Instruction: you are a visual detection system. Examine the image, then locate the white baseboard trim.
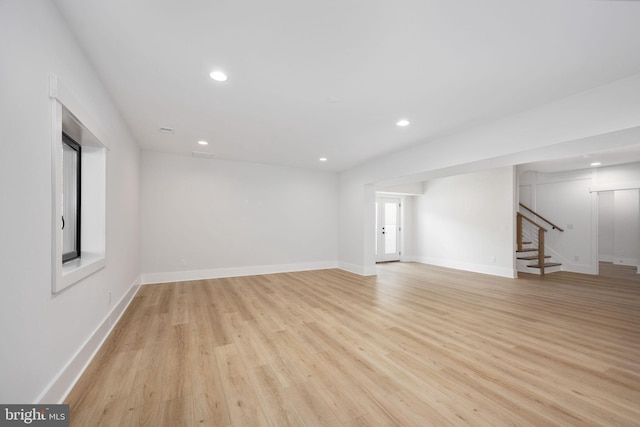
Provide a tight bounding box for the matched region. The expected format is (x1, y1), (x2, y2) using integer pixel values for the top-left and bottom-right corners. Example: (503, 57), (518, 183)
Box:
(362, 264), (377, 276)
(411, 256), (517, 279)
(560, 263), (597, 275)
(337, 261), (377, 276)
(141, 261), (339, 285)
(613, 257), (638, 267)
(37, 276), (141, 404)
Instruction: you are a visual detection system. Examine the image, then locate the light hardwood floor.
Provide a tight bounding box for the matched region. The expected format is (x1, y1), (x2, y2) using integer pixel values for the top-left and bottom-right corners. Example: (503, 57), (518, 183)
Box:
(66, 263), (640, 426)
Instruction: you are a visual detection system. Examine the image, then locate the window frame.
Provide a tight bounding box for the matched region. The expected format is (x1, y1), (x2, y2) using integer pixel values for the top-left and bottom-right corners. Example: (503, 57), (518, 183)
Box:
(50, 74), (108, 294)
(62, 132), (82, 263)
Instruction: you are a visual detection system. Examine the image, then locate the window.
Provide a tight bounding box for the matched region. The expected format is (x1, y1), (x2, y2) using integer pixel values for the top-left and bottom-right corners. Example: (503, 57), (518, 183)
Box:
(62, 133), (81, 262)
(50, 74), (108, 293)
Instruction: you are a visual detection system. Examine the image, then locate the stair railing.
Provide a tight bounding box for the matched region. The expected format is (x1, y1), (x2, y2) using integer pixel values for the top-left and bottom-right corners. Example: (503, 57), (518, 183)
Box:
(517, 213), (550, 273)
(519, 203), (564, 232)
(517, 204), (564, 275)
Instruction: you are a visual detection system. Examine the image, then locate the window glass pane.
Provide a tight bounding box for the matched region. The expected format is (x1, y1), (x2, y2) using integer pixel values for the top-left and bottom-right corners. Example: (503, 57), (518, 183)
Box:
(384, 202), (397, 254)
(62, 139), (79, 261)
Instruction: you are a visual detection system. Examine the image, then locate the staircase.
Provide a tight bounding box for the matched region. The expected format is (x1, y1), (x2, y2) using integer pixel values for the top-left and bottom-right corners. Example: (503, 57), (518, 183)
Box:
(516, 242), (562, 274)
(516, 204), (563, 275)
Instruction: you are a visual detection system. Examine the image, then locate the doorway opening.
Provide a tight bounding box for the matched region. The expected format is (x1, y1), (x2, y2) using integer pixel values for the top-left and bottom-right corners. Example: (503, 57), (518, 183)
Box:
(375, 197), (401, 263)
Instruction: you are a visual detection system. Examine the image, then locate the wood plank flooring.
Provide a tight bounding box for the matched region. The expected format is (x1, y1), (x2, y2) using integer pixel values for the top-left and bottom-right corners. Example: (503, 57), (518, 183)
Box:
(66, 263), (640, 426)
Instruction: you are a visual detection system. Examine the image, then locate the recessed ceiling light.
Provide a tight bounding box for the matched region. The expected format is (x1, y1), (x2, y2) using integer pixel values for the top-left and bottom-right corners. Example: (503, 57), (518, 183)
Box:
(198, 140), (209, 146)
(590, 162), (602, 167)
(209, 70), (228, 82)
(396, 119), (410, 127)
(319, 157), (328, 162)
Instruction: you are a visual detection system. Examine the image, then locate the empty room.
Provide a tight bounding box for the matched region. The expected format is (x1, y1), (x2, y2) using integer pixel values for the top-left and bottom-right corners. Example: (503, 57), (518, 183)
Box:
(1, 0), (640, 426)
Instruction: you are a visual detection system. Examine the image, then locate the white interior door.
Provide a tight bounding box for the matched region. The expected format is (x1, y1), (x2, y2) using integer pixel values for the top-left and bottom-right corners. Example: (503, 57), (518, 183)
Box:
(376, 197), (401, 262)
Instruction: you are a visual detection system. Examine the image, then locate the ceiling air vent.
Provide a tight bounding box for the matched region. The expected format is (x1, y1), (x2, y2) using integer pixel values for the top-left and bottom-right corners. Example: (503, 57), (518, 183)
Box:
(192, 151), (214, 158)
(158, 126), (174, 134)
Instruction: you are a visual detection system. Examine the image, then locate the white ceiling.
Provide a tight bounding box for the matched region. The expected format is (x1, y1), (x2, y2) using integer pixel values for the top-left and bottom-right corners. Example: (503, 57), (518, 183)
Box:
(53, 0), (640, 171)
(519, 144), (640, 174)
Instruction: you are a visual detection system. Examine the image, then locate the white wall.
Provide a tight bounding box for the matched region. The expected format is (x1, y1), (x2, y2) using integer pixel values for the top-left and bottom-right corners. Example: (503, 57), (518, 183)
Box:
(400, 196), (414, 262)
(141, 151), (338, 282)
(337, 74), (640, 275)
(410, 167), (516, 277)
(613, 189), (640, 266)
(377, 182), (424, 195)
(598, 190), (640, 266)
(595, 163), (640, 270)
(0, 1), (140, 403)
(534, 171), (596, 274)
(598, 191), (615, 262)
(593, 162), (640, 191)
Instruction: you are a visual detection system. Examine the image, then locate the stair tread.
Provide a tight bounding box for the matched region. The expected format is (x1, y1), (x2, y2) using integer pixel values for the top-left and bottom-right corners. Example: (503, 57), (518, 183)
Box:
(527, 262), (562, 268)
(517, 255), (551, 260)
(516, 248), (538, 253)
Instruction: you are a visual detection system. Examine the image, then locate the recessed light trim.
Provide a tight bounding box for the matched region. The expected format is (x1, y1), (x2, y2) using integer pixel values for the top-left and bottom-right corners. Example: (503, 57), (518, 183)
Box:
(198, 140), (209, 146)
(209, 70), (228, 82)
(396, 119), (410, 127)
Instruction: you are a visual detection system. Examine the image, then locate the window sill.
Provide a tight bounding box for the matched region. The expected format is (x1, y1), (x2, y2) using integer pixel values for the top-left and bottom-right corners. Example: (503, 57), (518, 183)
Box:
(60, 252), (106, 291)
